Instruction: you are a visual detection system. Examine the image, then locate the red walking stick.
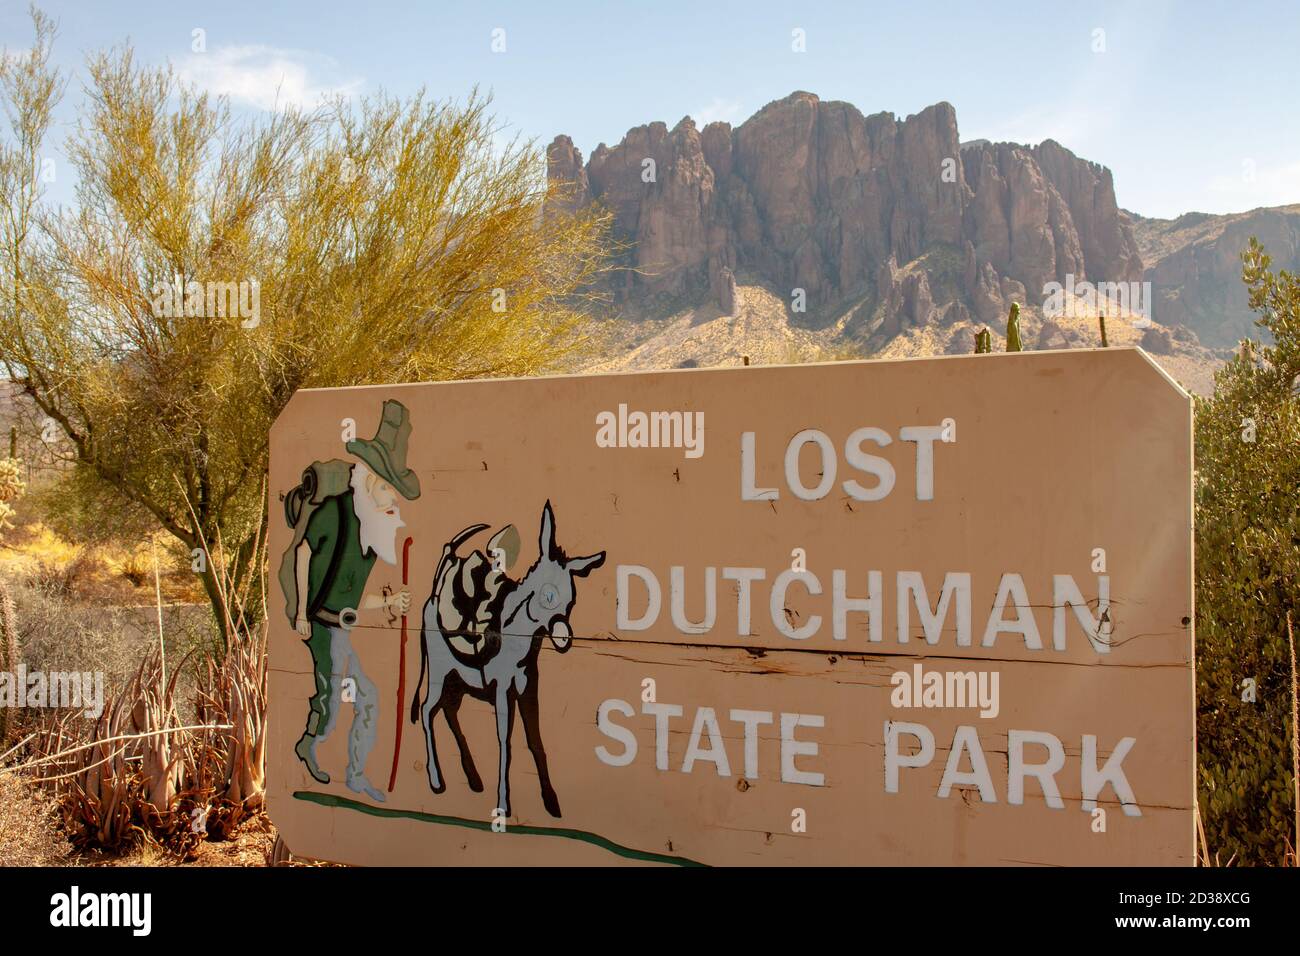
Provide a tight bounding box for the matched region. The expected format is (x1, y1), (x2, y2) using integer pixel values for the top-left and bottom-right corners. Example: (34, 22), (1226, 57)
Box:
(387, 536), (413, 793)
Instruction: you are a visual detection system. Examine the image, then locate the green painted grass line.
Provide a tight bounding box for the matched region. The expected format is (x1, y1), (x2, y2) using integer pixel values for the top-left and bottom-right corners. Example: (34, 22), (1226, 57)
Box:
(293, 790), (706, 867)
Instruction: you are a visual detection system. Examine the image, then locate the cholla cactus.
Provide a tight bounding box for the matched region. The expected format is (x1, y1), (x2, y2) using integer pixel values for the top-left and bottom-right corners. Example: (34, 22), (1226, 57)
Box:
(0, 457), (23, 533)
(0, 457), (21, 739)
(1006, 302), (1024, 352)
(0, 581), (15, 739)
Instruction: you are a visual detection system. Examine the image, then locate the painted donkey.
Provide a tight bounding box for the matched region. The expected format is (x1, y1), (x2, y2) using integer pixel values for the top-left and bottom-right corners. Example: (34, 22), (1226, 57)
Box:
(409, 501), (605, 817)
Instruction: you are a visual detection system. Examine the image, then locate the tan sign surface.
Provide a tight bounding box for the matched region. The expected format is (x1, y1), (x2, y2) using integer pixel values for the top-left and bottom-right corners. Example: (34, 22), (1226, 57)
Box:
(267, 348), (1194, 866)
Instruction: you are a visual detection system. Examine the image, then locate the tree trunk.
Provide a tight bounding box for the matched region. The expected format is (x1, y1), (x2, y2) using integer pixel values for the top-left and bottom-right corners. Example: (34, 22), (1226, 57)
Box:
(197, 562), (233, 652)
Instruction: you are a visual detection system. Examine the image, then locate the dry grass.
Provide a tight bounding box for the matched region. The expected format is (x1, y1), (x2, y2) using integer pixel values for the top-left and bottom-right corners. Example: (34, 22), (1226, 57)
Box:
(0, 768), (72, 866)
(0, 519), (204, 606)
(6, 577), (213, 696)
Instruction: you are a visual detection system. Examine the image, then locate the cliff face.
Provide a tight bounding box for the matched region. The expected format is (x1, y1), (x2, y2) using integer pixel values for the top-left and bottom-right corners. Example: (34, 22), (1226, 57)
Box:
(549, 91), (1143, 339)
(1130, 205), (1300, 347)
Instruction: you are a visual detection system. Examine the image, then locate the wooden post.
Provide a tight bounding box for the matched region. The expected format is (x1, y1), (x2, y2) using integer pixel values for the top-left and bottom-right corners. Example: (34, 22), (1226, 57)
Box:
(269, 834), (294, 866)
(1289, 611), (1298, 864)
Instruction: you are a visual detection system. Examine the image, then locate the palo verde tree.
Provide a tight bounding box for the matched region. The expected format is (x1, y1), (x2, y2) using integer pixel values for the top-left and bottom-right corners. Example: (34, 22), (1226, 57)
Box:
(0, 9), (612, 645)
(1194, 237), (1300, 864)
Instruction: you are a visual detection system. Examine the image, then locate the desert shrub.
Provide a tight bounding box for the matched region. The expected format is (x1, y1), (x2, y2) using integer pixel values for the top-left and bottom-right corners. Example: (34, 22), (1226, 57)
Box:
(8, 563), (262, 856)
(2, 485), (265, 856)
(5, 576), (216, 706)
(118, 551), (152, 588)
(28, 467), (156, 550)
(1194, 238), (1300, 865)
(23, 550), (99, 601)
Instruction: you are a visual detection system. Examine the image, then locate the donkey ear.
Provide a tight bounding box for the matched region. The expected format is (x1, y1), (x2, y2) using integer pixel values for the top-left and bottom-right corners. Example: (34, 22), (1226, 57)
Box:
(539, 500), (557, 556)
(567, 551), (606, 577)
(488, 524), (520, 571)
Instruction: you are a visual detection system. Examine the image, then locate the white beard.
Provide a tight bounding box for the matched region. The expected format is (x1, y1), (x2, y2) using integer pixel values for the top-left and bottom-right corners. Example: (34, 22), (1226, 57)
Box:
(351, 463), (404, 565)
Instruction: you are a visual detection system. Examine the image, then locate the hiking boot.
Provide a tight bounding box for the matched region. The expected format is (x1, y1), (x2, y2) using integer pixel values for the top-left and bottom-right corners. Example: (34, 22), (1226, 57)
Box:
(346, 773), (386, 803)
(295, 734), (329, 784)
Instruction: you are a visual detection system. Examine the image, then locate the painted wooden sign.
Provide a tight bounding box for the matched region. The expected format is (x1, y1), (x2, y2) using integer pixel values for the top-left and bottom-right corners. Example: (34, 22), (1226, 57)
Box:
(267, 348), (1194, 866)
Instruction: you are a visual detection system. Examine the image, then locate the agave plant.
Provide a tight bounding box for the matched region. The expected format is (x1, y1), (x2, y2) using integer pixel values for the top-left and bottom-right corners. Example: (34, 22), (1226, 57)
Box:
(14, 491), (268, 856)
(191, 489), (268, 835)
(194, 627), (267, 838)
(26, 646), (208, 855)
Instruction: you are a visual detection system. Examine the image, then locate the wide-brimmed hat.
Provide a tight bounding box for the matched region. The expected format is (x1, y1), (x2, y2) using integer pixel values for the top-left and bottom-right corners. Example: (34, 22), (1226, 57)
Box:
(346, 399), (421, 500)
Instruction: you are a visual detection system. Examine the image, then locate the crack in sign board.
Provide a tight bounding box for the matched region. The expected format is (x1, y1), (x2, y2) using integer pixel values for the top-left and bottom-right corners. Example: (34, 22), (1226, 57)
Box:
(266, 348), (1194, 866)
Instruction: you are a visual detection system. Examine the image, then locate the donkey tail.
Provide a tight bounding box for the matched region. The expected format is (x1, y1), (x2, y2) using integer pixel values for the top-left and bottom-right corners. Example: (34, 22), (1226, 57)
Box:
(409, 624), (427, 725)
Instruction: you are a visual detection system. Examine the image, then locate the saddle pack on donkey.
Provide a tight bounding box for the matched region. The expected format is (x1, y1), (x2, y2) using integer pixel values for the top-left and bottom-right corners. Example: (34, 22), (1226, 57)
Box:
(429, 522), (522, 668)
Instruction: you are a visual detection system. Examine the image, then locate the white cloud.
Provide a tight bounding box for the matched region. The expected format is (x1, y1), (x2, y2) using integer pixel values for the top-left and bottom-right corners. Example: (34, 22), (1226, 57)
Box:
(693, 97), (744, 127)
(174, 45), (363, 112)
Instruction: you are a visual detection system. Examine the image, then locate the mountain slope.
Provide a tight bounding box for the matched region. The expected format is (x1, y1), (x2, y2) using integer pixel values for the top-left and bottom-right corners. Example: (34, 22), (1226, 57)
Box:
(586, 279), (1223, 396)
(1127, 205), (1300, 347)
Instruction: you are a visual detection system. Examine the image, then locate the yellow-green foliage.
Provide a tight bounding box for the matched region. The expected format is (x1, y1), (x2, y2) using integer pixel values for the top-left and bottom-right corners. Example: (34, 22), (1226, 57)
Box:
(1194, 238), (1300, 864)
(0, 11), (612, 636)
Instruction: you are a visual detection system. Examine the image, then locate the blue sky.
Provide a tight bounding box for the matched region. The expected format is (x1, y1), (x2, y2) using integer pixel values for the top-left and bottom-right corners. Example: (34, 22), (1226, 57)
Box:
(4, 0), (1298, 218)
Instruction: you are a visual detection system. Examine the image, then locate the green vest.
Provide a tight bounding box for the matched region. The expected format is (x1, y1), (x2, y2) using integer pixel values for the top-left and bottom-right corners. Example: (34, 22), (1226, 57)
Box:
(302, 491), (377, 620)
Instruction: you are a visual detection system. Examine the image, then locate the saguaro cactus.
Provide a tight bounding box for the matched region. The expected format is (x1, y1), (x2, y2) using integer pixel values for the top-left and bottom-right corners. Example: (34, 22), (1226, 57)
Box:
(1006, 302), (1024, 352)
(974, 328), (992, 354)
(1099, 312), (1109, 348)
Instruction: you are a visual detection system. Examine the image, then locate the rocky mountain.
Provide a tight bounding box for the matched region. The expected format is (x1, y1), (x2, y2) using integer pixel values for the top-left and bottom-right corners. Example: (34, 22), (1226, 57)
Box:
(549, 91), (1298, 390)
(1128, 205), (1300, 347)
